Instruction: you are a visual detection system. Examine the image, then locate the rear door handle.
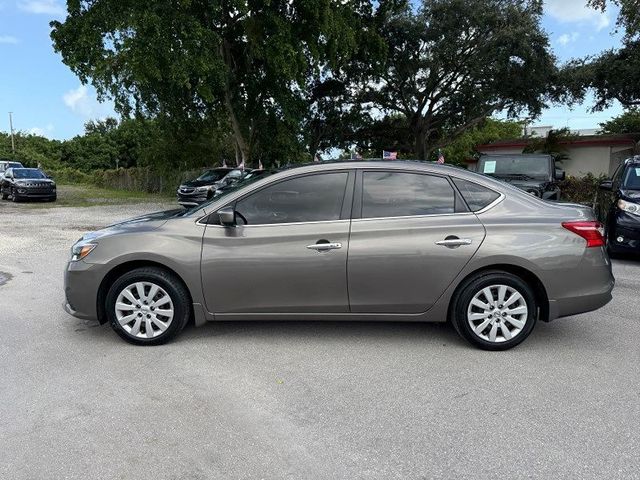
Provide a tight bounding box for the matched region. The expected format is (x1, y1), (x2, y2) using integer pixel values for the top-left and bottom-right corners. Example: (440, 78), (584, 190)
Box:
(435, 238), (472, 247)
(306, 242), (342, 251)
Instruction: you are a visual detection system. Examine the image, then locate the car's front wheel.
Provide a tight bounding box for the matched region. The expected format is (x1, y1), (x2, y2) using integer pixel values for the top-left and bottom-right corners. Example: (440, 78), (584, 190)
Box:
(105, 267), (191, 345)
(0, 187), (7, 200)
(451, 271), (537, 351)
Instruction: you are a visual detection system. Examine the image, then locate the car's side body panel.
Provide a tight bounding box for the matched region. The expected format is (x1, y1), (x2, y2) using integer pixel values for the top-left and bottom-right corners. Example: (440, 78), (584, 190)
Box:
(63, 161), (614, 332)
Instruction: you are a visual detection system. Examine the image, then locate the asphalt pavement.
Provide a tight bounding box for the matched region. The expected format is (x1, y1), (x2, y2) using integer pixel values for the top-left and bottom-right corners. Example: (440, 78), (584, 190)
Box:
(0, 200), (639, 479)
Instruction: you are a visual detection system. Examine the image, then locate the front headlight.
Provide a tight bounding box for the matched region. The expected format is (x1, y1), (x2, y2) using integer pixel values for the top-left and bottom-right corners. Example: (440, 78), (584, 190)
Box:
(195, 186), (209, 193)
(71, 242), (97, 261)
(617, 199), (640, 216)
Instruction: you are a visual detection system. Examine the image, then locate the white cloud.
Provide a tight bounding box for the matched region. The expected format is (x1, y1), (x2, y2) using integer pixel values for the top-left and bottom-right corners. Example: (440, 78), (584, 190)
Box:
(17, 0), (65, 17)
(545, 0), (610, 31)
(28, 124), (54, 138)
(63, 85), (114, 119)
(0, 35), (19, 44)
(557, 32), (580, 46)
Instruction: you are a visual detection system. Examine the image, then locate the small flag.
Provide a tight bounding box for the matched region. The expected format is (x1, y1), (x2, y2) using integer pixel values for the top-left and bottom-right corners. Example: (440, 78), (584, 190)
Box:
(314, 154), (320, 163)
(258, 160), (264, 170)
(382, 150), (397, 160)
(238, 161), (245, 170)
(437, 149), (445, 164)
(222, 160), (228, 168)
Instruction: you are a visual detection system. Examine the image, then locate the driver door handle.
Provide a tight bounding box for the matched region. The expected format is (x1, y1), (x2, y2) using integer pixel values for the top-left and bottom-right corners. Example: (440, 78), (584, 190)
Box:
(306, 242), (342, 251)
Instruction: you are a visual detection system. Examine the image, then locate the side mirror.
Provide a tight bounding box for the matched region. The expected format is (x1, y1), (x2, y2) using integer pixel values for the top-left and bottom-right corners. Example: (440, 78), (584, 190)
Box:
(599, 180), (613, 191)
(555, 168), (566, 181)
(217, 206), (236, 226)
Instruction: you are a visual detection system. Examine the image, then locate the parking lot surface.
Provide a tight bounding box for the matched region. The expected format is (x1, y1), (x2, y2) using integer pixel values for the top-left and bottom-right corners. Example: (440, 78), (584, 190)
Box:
(0, 201), (639, 479)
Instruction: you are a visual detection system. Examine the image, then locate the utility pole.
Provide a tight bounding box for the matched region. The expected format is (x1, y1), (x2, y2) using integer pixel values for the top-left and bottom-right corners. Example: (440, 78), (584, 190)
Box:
(8, 112), (15, 156)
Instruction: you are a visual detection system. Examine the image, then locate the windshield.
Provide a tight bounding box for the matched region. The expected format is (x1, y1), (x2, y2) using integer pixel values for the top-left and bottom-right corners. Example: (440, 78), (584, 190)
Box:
(196, 169), (229, 182)
(622, 165), (640, 190)
(478, 156), (550, 177)
(14, 169), (46, 179)
(184, 170), (275, 215)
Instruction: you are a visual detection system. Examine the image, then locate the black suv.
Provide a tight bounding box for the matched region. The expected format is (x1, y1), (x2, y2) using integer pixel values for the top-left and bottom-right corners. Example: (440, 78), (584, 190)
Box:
(176, 167), (235, 206)
(477, 154), (565, 200)
(0, 167), (56, 202)
(598, 156), (640, 254)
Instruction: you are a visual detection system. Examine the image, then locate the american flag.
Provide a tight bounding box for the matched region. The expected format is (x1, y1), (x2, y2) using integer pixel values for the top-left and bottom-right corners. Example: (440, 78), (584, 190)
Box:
(437, 150), (445, 164)
(382, 150), (397, 160)
(258, 160), (264, 169)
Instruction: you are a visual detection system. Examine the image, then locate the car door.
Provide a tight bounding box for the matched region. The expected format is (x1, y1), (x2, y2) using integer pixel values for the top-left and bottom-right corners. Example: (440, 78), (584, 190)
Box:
(200, 170), (354, 314)
(347, 169), (486, 314)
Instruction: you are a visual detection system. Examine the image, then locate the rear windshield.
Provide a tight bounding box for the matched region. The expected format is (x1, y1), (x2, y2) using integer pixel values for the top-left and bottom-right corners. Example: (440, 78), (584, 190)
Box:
(478, 156), (550, 177)
(453, 178), (501, 211)
(622, 165), (640, 190)
(13, 169), (46, 179)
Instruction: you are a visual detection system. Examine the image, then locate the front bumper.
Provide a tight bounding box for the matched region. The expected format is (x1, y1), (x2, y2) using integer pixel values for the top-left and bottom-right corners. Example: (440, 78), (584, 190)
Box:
(63, 260), (104, 321)
(176, 192), (208, 206)
(609, 212), (640, 252)
(15, 189), (56, 200)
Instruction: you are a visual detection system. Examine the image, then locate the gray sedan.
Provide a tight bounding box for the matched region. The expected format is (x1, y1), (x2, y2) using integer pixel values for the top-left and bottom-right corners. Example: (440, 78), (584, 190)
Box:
(63, 161), (614, 350)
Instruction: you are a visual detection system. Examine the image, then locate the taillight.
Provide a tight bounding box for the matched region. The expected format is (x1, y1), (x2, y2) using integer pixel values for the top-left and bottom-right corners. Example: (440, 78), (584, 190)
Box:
(562, 221), (605, 248)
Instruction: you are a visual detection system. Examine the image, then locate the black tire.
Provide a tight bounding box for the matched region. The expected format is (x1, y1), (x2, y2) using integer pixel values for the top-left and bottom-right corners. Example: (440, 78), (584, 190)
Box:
(105, 267), (191, 345)
(0, 188), (7, 200)
(11, 188), (19, 202)
(450, 271), (537, 351)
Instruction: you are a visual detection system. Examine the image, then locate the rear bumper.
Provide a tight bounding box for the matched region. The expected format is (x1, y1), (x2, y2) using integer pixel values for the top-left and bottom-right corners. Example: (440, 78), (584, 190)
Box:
(546, 248), (615, 321)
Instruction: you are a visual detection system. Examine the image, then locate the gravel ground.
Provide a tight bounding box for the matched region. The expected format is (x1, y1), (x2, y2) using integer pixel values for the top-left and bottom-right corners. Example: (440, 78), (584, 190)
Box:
(0, 200), (639, 480)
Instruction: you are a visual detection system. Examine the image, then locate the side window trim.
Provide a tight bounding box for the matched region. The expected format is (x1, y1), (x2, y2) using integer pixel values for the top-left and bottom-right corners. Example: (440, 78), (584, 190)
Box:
(205, 170), (354, 226)
(353, 169), (467, 220)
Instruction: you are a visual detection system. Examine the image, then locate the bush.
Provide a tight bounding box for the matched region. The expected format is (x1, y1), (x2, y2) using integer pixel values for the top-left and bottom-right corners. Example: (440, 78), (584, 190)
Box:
(48, 166), (208, 194)
(559, 173), (607, 206)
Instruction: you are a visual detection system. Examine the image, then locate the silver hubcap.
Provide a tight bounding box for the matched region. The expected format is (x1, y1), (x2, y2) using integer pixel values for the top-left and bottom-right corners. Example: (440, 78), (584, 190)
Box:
(467, 284), (528, 343)
(115, 282), (174, 339)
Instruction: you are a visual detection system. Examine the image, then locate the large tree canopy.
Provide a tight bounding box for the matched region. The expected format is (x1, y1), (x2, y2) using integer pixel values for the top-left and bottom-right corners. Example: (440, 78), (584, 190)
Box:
(353, 0), (559, 159)
(564, 1), (640, 111)
(51, 0), (384, 166)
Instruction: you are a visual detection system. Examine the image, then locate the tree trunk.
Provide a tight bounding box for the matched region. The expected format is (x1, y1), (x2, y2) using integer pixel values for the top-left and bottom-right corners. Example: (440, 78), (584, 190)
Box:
(220, 42), (250, 164)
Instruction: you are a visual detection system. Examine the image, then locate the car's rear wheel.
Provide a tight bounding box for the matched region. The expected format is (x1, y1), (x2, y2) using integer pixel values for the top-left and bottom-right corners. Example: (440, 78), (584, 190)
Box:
(105, 267), (191, 345)
(451, 271), (537, 351)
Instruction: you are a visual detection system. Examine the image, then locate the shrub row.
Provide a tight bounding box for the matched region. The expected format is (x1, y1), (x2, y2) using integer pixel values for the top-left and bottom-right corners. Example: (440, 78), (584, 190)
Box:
(48, 166), (205, 194)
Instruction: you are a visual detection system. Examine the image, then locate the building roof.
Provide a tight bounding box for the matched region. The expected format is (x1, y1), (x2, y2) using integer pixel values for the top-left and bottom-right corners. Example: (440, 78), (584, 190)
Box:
(477, 133), (639, 151)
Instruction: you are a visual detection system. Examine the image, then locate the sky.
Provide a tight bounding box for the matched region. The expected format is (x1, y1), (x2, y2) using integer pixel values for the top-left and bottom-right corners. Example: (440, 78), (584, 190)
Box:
(0, 0), (628, 140)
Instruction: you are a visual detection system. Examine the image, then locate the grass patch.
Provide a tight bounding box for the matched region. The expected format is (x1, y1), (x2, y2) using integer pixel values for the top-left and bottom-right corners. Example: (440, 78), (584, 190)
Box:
(26, 184), (175, 208)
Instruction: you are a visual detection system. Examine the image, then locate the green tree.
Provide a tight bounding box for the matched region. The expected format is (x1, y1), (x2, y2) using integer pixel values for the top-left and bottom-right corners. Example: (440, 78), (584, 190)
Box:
(523, 127), (575, 162)
(440, 119), (522, 165)
(599, 109), (640, 134)
(563, 1), (640, 111)
(50, 0), (382, 166)
(355, 0), (559, 159)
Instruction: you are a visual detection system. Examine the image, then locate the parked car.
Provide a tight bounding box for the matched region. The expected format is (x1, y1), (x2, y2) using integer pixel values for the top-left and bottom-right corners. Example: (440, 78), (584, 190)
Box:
(64, 161), (614, 350)
(597, 155), (640, 254)
(0, 167), (56, 202)
(477, 154), (565, 200)
(176, 167), (234, 206)
(0, 160), (24, 175)
(213, 168), (269, 198)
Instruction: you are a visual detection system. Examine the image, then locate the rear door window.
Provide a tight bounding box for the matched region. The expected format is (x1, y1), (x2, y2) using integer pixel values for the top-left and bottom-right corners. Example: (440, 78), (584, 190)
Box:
(361, 172), (456, 218)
